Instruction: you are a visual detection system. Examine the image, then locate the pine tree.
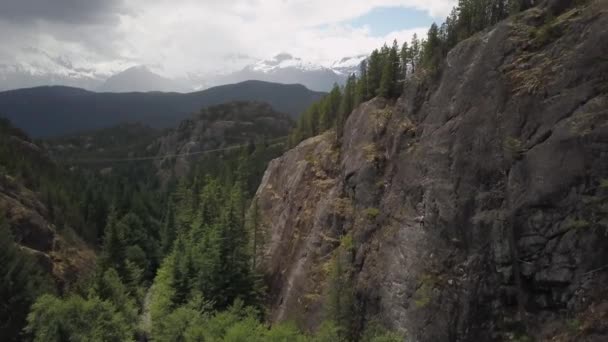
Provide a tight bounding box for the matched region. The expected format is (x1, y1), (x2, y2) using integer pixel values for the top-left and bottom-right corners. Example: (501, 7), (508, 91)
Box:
(410, 33), (421, 74)
(318, 100), (331, 133)
(355, 60), (369, 105)
(336, 74), (356, 142)
(378, 41), (399, 98)
(354, 60), (369, 105)
(326, 235), (357, 341)
(326, 84), (342, 127)
(171, 236), (194, 306)
(216, 184), (253, 308)
(445, 8), (459, 50)
(367, 49), (382, 96)
(378, 62), (392, 98)
(92, 268), (138, 322)
(246, 198), (263, 270)
(400, 41), (410, 79)
(423, 23), (442, 72)
(199, 176), (222, 225)
(160, 201), (176, 256)
(308, 102), (321, 136)
(100, 208), (126, 273)
(174, 179), (194, 233)
(391, 39), (401, 97)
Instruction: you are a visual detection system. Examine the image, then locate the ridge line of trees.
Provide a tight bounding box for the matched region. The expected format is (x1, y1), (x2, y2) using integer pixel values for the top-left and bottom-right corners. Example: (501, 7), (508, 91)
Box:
(290, 0), (535, 146)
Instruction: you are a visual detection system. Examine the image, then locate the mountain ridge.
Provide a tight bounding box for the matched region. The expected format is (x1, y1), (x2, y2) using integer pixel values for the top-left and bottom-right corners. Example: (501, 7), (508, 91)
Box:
(0, 80), (324, 137)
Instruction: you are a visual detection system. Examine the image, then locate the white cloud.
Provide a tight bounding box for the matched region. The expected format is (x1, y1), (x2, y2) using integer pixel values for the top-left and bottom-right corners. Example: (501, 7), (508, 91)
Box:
(0, 0), (456, 80)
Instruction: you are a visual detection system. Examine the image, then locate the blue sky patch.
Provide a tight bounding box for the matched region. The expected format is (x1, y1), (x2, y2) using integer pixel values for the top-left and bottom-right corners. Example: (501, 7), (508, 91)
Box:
(348, 7), (439, 36)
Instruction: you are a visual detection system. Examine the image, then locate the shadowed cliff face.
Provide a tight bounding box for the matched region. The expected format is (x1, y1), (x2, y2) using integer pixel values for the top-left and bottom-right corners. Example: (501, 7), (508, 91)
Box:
(254, 2), (608, 341)
(0, 129), (95, 290)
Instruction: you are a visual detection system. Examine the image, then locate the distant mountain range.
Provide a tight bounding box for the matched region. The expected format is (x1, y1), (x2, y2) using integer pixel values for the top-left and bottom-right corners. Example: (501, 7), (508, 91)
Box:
(0, 80), (324, 137)
(0, 54), (366, 93)
(213, 53), (366, 92)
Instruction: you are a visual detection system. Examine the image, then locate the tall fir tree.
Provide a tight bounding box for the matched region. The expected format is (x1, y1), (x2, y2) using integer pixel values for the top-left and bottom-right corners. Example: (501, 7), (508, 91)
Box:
(367, 49), (382, 96)
(423, 23), (442, 71)
(160, 201), (176, 256)
(410, 33), (421, 74)
(354, 60), (369, 105)
(400, 41), (410, 79)
(324, 83), (343, 130)
(337, 74), (357, 142)
(378, 40), (400, 98)
(100, 208), (126, 274)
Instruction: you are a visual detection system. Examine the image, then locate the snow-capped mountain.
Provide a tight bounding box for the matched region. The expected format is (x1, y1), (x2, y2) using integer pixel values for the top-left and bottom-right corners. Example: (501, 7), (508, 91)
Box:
(330, 54), (368, 75)
(247, 53), (326, 73)
(211, 53), (367, 92)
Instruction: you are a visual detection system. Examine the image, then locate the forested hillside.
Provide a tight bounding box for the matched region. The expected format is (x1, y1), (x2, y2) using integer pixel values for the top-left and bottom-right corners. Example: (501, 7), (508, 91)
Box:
(0, 80), (323, 137)
(44, 123), (161, 162)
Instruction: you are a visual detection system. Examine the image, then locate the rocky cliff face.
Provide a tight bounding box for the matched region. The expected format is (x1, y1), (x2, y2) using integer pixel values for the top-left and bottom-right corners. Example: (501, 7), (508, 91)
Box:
(254, 2), (608, 341)
(0, 131), (95, 290)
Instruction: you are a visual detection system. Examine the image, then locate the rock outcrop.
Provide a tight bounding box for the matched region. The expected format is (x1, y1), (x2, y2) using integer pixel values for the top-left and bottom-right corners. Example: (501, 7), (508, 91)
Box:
(254, 2), (608, 341)
(0, 131), (95, 290)
(154, 101), (293, 180)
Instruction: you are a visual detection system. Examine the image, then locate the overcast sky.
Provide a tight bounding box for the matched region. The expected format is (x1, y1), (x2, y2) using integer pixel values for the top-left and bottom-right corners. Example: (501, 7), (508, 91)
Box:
(0, 0), (456, 78)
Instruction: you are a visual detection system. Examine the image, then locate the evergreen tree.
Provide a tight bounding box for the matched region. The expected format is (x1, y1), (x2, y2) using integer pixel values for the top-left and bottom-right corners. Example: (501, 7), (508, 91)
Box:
(367, 49), (382, 95)
(199, 176), (222, 225)
(100, 208), (126, 273)
(354, 60), (369, 105)
(247, 198), (263, 270)
(91, 268), (138, 322)
(391, 39), (402, 90)
(171, 236), (195, 306)
(378, 40), (401, 98)
(160, 201), (176, 256)
(217, 184), (253, 308)
(308, 102), (321, 137)
(337, 74), (356, 142)
(378, 61), (392, 98)
(445, 8), (459, 51)
(410, 33), (421, 74)
(400, 41), (410, 79)
(326, 84), (343, 128)
(327, 235), (358, 341)
(423, 23), (442, 72)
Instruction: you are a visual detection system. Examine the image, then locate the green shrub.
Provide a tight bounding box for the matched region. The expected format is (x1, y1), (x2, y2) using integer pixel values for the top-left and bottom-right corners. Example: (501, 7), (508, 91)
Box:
(26, 294), (135, 342)
(534, 14), (562, 47)
(364, 207), (380, 219)
(563, 218), (590, 230)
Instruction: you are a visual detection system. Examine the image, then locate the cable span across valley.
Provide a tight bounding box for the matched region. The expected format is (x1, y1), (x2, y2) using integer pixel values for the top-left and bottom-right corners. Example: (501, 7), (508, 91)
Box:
(60, 136), (288, 164)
